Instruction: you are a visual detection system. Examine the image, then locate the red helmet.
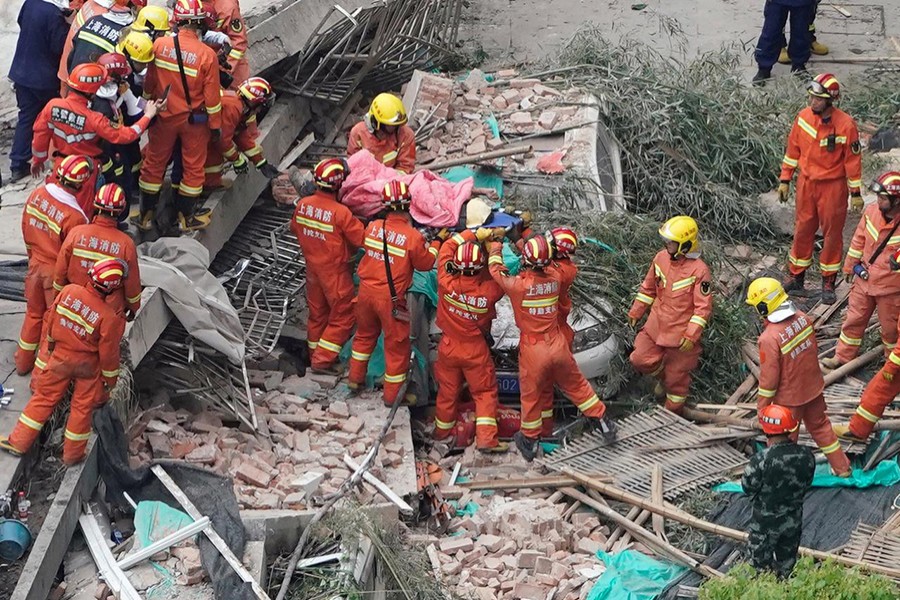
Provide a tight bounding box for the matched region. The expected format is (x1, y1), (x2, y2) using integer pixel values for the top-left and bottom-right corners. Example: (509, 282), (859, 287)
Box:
(97, 52), (132, 79)
(89, 258), (126, 294)
(130, 0), (146, 7)
(172, 0), (209, 22)
(238, 77), (275, 108)
(313, 158), (348, 190)
(56, 155), (94, 189)
(758, 404), (800, 436)
(549, 226), (578, 257)
(522, 234), (552, 268)
(871, 171), (900, 199)
(808, 73), (840, 101)
(67, 63), (109, 95)
(382, 180), (411, 209)
(453, 241), (485, 273)
(94, 183), (128, 215)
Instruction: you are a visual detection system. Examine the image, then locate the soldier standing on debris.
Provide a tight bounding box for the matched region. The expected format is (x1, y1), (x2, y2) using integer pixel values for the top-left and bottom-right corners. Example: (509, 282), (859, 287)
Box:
(742, 404), (816, 579)
(348, 181), (443, 406)
(823, 172), (900, 370)
(15, 156), (92, 376)
(0, 259), (127, 466)
(627, 216), (713, 414)
(291, 158), (364, 373)
(778, 73), (863, 305)
(347, 93), (417, 174)
(432, 228), (506, 452)
(488, 233), (616, 461)
(746, 277), (851, 476)
(54, 184), (142, 321)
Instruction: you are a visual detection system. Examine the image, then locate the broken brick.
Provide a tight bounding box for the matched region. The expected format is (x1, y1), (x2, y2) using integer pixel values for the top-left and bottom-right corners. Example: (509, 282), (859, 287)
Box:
(439, 537), (474, 554)
(185, 445), (217, 465)
(538, 110), (559, 130)
(341, 416), (364, 434)
(328, 400), (350, 419)
(512, 582), (548, 600)
(509, 78), (541, 89)
(236, 462), (272, 488)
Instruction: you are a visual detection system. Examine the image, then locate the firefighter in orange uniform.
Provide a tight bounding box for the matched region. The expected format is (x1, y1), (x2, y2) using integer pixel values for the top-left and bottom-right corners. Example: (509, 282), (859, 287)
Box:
(0, 259), (127, 466)
(747, 277), (851, 476)
(348, 181), (442, 405)
(347, 93), (416, 174)
(32, 62), (159, 216)
(15, 156), (92, 376)
(778, 73), (863, 305)
(138, 0), (223, 233)
(290, 158), (365, 371)
(824, 172), (900, 370)
(58, 0), (119, 92)
(628, 216), (712, 414)
(54, 184), (142, 320)
(488, 233), (616, 461)
(208, 0), (249, 88)
(433, 228), (506, 452)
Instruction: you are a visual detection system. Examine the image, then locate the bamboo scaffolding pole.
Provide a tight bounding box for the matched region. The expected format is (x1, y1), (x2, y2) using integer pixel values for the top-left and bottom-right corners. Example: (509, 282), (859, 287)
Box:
(425, 144), (533, 171)
(682, 407), (900, 432)
(457, 473), (611, 491)
(824, 347), (884, 385)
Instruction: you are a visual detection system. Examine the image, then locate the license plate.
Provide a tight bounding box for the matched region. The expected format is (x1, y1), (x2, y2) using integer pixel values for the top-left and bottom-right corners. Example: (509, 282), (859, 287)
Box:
(496, 372), (520, 395)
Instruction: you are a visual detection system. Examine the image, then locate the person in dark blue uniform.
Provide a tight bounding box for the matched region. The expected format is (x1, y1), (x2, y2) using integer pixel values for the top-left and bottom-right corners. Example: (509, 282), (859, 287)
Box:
(753, 0), (816, 86)
(7, 0), (71, 184)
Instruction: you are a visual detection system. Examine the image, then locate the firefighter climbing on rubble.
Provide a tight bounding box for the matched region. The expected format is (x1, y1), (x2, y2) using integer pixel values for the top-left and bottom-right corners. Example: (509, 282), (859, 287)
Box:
(347, 93), (417, 174)
(823, 171), (900, 371)
(291, 158), (365, 373)
(54, 184), (142, 321)
(742, 403), (815, 579)
(0, 258), (127, 466)
(432, 227), (507, 452)
(488, 232), (616, 462)
(138, 0), (223, 233)
(348, 181), (444, 406)
(746, 277), (851, 476)
(778, 73), (863, 305)
(31, 62), (161, 216)
(206, 0), (250, 89)
(15, 156), (92, 376)
(627, 216), (713, 414)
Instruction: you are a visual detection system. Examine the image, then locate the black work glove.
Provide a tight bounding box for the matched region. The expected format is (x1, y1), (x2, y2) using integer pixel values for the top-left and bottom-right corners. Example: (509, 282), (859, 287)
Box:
(258, 161), (280, 180)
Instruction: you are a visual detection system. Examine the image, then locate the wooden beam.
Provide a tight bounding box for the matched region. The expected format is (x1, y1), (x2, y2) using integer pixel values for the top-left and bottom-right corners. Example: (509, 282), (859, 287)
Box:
(458, 474), (610, 491)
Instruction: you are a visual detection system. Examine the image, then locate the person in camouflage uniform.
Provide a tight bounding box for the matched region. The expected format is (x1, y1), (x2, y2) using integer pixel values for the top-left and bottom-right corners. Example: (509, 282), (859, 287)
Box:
(742, 404), (816, 578)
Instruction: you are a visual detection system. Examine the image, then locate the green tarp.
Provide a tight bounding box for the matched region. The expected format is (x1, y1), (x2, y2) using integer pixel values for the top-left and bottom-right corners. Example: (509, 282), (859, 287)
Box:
(588, 549), (687, 600)
(714, 460), (900, 494)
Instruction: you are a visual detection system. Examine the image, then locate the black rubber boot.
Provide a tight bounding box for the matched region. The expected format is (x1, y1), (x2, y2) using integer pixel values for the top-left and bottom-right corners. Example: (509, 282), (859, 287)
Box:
(752, 69), (771, 87)
(514, 431), (539, 462)
(821, 274), (837, 305)
(135, 191), (159, 231)
(783, 270), (806, 293)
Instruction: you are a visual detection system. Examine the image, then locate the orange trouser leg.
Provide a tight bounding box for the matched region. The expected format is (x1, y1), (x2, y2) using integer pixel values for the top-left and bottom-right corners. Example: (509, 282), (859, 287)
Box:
(550, 336), (607, 420)
(629, 329), (666, 375)
(788, 174), (820, 275)
(305, 273), (329, 353)
(816, 178), (850, 276)
(849, 366), (900, 439)
(62, 374), (104, 465)
(381, 302), (412, 406)
(348, 292), (382, 387)
(661, 343), (702, 413)
(140, 117), (210, 199)
(540, 390), (555, 437)
(204, 145), (224, 189)
(139, 116), (180, 195)
(464, 339), (500, 448)
(791, 394), (851, 474)
(7, 361), (73, 454)
(311, 269), (357, 369)
(16, 266), (55, 375)
(433, 337), (464, 440)
(229, 60), (250, 91)
(835, 285), (876, 363)
(876, 294), (900, 355)
(519, 341), (553, 439)
(177, 121), (211, 200)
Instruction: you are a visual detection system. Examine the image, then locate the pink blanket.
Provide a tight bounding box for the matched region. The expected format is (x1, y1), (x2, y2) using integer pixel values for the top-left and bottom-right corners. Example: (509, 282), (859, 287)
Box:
(341, 150), (473, 227)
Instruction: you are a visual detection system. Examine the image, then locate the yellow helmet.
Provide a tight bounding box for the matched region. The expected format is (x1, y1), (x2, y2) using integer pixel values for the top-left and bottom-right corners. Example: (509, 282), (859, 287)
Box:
(746, 277), (788, 317)
(117, 31), (155, 64)
(368, 93), (407, 128)
(658, 215), (699, 257)
(133, 6), (171, 35)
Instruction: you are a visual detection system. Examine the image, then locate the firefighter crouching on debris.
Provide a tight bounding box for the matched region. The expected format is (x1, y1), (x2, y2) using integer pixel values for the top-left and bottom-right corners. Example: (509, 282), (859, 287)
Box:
(138, 0), (223, 233)
(824, 172), (900, 370)
(347, 93), (416, 174)
(488, 233), (616, 462)
(627, 216), (712, 414)
(778, 73), (863, 305)
(15, 156), (92, 376)
(433, 228), (507, 452)
(746, 277), (851, 476)
(742, 404), (815, 579)
(0, 259), (127, 466)
(54, 184), (142, 321)
(349, 181), (443, 406)
(291, 158), (364, 372)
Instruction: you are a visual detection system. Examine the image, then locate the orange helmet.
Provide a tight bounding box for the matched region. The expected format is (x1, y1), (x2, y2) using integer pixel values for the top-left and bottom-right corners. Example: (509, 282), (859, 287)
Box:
(871, 171), (900, 199)
(313, 158), (348, 190)
(97, 52), (132, 80)
(172, 0), (209, 22)
(522, 234), (553, 268)
(452, 241), (485, 273)
(89, 258), (126, 294)
(56, 155), (94, 189)
(549, 226), (577, 257)
(238, 77), (275, 108)
(382, 180), (411, 209)
(758, 404), (799, 436)
(808, 73), (840, 101)
(94, 184), (128, 215)
(67, 63), (109, 95)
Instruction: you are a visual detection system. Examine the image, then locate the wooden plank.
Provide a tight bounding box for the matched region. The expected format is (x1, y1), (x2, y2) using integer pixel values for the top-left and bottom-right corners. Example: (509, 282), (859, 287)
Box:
(651, 465), (667, 541)
(277, 132), (316, 171)
(343, 455), (414, 515)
